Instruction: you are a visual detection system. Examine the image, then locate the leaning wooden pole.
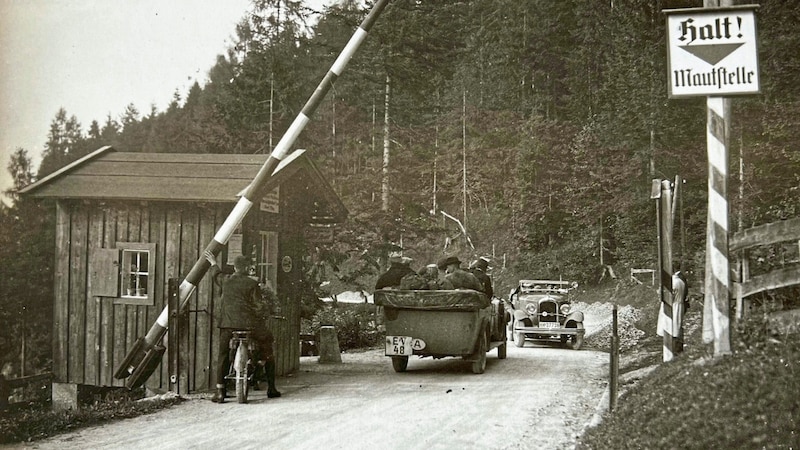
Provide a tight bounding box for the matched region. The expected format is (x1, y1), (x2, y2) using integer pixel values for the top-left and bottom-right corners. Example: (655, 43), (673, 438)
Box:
(115, 0), (390, 388)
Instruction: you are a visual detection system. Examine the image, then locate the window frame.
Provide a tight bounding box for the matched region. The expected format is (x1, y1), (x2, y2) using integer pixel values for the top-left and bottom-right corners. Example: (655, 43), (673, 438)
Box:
(114, 242), (157, 306)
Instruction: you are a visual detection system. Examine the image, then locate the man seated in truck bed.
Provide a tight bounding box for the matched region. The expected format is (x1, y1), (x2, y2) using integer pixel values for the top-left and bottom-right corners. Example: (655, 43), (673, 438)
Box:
(375, 254), (416, 289)
(437, 256), (484, 291)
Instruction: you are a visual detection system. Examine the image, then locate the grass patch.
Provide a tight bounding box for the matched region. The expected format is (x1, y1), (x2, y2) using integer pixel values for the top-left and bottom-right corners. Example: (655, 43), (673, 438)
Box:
(0, 393), (183, 445)
(577, 306), (800, 449)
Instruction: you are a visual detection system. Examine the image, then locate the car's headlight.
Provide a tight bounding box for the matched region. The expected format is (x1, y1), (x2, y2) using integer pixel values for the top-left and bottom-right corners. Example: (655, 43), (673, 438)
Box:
(525, 303), (537, 315)
(560, 303), (571, 314)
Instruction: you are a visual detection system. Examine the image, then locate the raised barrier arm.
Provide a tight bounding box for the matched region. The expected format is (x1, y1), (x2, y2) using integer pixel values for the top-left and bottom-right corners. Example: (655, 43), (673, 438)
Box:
(115, 0), (390, 389)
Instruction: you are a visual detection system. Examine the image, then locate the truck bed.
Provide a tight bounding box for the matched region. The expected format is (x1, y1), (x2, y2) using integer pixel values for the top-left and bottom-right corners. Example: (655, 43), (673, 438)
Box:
(373, 289), (490, 311)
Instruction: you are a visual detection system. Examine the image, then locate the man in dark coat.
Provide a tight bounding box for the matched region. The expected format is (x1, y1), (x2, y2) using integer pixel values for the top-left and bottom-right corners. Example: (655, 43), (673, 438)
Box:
(470, 256), (494, 298)
(205, 251), (281, 403)
(375, 254), (416, 289)
(437, 255), (484, 291)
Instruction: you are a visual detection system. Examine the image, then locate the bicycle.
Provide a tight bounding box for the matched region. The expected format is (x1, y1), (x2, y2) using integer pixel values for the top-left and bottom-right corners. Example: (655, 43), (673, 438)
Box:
(226, 330), (257, 404)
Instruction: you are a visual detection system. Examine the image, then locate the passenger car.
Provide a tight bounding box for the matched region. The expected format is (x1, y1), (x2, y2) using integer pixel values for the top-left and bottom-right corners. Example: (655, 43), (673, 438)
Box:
(508, 280), (584, 349)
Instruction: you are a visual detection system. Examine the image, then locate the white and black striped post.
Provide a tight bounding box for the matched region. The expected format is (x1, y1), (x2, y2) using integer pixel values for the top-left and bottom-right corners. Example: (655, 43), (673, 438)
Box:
(702, 96), (732, 356)
(116, 0), (390, 388)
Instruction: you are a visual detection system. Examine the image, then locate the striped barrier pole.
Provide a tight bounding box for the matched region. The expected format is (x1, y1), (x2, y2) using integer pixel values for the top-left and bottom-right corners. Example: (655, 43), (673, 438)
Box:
(703, 96), (731, 356)
(115, 0), (391, 388)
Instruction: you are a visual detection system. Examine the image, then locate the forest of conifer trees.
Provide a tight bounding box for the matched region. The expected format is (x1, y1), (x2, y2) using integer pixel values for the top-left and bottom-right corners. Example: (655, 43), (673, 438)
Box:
(2, 0), (798, 377)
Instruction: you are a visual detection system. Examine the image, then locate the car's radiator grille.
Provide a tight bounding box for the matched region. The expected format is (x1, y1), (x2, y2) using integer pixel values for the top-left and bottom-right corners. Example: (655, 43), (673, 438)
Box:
(540, 301), (558, 321)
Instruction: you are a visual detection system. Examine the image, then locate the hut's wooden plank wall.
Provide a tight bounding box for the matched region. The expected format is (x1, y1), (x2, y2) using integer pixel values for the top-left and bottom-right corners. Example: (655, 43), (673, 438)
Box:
(53, 199), (303, 392)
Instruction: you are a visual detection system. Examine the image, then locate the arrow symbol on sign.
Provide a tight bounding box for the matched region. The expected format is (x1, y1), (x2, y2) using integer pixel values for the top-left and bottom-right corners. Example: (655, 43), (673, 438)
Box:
(679, 43), (744, 66)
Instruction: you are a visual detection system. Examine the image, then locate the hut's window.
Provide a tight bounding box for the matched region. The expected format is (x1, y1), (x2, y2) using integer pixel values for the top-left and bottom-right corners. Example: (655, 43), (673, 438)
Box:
(115, 242), (157, 305)
(122, 250), (149, 298)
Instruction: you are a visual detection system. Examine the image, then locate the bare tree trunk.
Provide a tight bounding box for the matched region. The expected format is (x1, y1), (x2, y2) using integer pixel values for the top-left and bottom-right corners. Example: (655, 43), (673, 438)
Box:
(738, 130), (744, 231)
(21, 313), (26, 377)
(382, 74), (391, 212)
(433, 88), (439, 215)
(269, 73), (274, 153)
(462, 88), (468, 230)
(331, 88), (336, 160)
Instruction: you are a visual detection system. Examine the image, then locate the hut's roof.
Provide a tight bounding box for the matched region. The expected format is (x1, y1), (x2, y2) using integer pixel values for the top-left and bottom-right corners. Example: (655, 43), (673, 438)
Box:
(19, 146), (347, 221)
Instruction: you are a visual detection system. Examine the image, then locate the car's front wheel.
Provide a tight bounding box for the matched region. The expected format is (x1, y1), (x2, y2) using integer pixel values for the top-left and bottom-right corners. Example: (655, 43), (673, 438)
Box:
(567, 324), (585, 350)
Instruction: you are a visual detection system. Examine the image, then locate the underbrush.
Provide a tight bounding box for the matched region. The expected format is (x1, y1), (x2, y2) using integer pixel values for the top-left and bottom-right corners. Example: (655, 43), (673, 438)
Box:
(577, 314), (800, 449)
(0, 393), (183, 445)
(309, 303), (382, 351)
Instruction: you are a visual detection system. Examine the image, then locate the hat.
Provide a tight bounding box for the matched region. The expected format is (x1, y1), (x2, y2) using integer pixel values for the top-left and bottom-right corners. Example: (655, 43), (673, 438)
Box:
(475, 257), (490, 271)
(437, 255), (461, 270)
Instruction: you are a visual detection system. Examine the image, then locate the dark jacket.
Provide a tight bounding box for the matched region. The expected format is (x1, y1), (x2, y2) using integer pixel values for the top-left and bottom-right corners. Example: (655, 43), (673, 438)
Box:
(375, 263), (416, 289)
(471, 269), (494, 298)
(445, 269), (484, 291)
(211, 266), (263, 329)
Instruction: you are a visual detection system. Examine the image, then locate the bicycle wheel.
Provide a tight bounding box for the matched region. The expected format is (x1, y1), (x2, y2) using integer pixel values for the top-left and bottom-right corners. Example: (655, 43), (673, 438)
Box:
(234, 342), (249, 404)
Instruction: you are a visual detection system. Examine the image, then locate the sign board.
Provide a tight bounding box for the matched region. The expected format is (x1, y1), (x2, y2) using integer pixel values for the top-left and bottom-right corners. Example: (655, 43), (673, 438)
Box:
(666, 6), (759, 98)
(259, 187), (280, 213)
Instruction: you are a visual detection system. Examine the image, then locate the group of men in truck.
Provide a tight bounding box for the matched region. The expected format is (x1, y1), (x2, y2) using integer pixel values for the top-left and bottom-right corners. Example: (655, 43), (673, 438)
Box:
(375, 253), (493, 298)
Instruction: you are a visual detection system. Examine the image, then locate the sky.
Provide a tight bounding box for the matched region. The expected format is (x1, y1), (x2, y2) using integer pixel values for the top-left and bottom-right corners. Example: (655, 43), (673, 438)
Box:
(0, 0), (333, 204)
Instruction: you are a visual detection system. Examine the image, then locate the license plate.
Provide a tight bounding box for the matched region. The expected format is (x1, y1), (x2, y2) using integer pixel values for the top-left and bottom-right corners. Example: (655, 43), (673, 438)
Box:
(539, 321), (559, 329)
(385, 336), (425, 356)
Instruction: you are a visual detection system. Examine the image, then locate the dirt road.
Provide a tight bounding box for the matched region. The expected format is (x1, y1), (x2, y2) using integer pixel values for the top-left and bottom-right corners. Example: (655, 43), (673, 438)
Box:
(19, 341), (608, 450)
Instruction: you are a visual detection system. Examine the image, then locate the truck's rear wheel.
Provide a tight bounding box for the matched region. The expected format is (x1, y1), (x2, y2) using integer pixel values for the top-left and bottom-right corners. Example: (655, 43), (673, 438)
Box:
(391, 356), (409, 372)
(472, 331), (487, 374)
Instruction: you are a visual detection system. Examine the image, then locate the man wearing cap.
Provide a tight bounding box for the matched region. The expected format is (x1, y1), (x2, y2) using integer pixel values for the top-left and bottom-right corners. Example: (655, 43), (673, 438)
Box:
(421, 264), (454, 290)
(471, 256), (494, 298)
(437, 256), (484, 291)
(375, 253), (416, 289)
(205, 251), (281, 403)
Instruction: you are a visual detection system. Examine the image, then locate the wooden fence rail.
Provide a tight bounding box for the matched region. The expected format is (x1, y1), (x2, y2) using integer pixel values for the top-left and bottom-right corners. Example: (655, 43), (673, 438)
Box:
(731, 217), (800, 319)
(0, 372), (53, 409)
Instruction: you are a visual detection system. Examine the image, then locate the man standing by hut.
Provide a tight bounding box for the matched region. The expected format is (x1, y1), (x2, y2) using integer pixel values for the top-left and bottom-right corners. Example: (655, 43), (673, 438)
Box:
(205, 251), (281, 403)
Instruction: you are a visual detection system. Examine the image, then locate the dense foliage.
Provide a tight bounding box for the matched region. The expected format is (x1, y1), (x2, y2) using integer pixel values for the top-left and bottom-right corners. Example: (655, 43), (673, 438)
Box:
(310, 303), (381, 351)
(1, 0), (798, 378)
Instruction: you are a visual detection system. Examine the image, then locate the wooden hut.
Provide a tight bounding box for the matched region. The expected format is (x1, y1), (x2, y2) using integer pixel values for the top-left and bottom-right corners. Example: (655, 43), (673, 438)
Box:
(20, 146), (346, 396)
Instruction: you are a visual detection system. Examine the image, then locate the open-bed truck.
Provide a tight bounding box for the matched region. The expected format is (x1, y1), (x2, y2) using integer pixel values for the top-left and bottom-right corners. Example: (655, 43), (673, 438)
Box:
(374, 289), (508, 374)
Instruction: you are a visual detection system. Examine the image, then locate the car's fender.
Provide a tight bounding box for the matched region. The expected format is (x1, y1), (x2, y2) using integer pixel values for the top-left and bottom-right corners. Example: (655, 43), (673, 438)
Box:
(513, 309), (530, 322)
(565, 310), (584, 326)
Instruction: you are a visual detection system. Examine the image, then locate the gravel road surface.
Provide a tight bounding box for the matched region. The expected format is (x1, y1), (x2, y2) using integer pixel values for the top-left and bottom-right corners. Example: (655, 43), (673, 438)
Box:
(18, 341), (609, 450)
